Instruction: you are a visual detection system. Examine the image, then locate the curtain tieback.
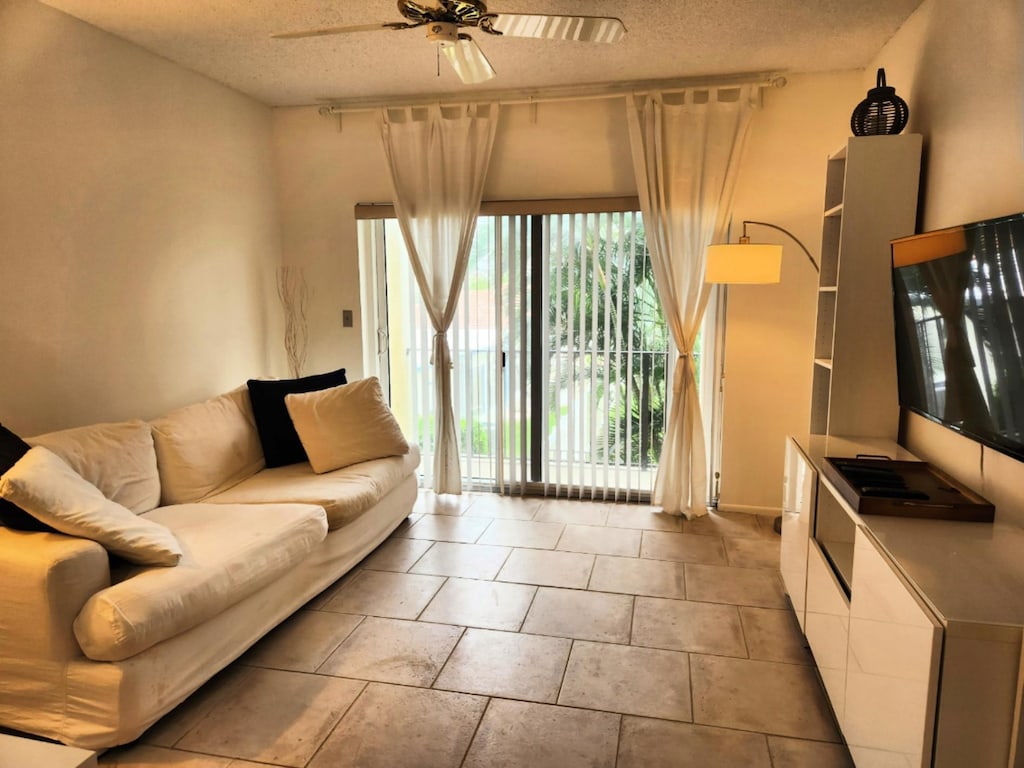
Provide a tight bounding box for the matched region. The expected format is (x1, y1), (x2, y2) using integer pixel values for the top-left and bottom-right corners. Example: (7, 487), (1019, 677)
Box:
(430, 332), (454, 369)
(672, 352), (691, 394)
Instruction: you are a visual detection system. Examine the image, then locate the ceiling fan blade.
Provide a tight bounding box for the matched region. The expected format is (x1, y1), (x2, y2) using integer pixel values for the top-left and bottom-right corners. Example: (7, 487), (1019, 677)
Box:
(442, 36), (496, 84)
(485, 14), (625, 43)
(271, 22), (410, 40)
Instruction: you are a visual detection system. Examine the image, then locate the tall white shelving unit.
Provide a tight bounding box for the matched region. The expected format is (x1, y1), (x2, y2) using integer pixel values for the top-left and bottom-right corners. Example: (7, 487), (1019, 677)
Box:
(809, 134), (923, 438)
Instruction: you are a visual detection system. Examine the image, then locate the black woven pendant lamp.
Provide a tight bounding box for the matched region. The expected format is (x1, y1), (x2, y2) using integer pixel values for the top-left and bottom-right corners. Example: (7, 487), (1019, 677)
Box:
(851, 68), (909, 136)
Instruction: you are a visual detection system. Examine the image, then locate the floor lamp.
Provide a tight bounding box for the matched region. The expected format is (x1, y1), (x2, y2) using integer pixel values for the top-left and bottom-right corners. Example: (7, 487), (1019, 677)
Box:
(705, 220), (819, 531)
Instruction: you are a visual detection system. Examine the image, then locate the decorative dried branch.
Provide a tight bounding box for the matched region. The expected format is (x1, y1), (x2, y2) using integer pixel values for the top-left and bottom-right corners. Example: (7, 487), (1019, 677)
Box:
(277, 266), (311, 378)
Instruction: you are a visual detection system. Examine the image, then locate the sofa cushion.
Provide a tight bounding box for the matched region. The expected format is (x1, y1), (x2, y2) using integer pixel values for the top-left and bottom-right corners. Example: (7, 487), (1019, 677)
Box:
(0, 446), (182, 566)
(73, 502), (328, 661)
(247, 368), (347, 468)
(150, 386), (265, 506)
(203, 446), (420, 529)
(285, 377), (409, 474)
(0, 423), (50, 531)
(28, 420), (160, 514)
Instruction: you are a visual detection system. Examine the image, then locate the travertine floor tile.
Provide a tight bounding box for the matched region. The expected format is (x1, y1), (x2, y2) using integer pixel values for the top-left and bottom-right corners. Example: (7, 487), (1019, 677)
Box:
(685, 563), (788, 608)
(589, 555), (687, 598)
(434, 628), (571, 703)
(724, 536), (781, 569)
(740, 606), (813, 665)
(463, 494), (541, 520)
(496, 547), (594, 588)
(409, 541), (511, 580)
(631, 596), (746, 657)
(462, 700), (619, 768)
(308, 684), (487, 768)
(322, 570), (445, 619)
(398, 514), (492, 543)
(242, 610), (363, 673)
(389, 513), (424, 537)
(141, 665), (251, 747)
(617, 716), (772, 768)
(534, 499), (609, 525)
(640, 530), (727, 565)
(318, 617), (463, 686)
(556, 523), (642, 557)
(683, 510), (769, 539)
(133, 494), (836, 768)
(413, 492), (472, 517)
(477, 518), (565, 548)
(175, 668), (364, 767)
(359, 536), (435, 572)
(420, 577), (537, 630)
(522, 587), (633, 643)
(558, 641), (692, 722)
(691, 654), (840, 741)
(605, 506), (683, 532)
(99, 744), (235, 766)
(767, 736), (855, 767)
(303, 566), (363, 610)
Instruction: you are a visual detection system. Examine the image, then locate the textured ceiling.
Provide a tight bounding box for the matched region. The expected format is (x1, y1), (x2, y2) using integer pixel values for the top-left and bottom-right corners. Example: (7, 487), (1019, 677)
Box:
(38, 0), (925, 107)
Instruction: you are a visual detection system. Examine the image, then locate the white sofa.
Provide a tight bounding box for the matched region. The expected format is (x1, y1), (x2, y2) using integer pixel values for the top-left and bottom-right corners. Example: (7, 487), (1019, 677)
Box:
(0, 384), (420, 749)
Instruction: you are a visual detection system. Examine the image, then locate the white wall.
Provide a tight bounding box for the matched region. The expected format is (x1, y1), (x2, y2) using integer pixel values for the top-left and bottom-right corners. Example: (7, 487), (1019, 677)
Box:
(0, 0), (284, 435)
(867, 0), (1024, 525)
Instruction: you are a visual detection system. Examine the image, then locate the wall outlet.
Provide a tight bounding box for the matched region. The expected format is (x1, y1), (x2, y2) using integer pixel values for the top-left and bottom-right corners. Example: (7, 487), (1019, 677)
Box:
(342, 309), (353, 328)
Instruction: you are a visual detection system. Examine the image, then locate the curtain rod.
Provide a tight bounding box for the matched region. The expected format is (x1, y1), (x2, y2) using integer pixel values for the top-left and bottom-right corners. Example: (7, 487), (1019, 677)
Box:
(317, 72), (786, 116)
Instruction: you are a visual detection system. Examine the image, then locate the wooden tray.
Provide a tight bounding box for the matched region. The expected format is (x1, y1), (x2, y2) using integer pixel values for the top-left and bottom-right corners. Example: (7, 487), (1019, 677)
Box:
(822, 457), (994, 522)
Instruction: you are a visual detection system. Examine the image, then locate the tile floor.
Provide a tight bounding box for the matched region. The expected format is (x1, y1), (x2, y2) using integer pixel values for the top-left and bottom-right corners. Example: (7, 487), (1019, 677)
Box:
(99, 493), (853, 768)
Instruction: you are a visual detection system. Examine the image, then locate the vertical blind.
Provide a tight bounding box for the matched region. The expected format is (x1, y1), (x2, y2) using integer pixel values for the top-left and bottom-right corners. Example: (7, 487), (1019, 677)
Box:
(367, 200), (678, 501)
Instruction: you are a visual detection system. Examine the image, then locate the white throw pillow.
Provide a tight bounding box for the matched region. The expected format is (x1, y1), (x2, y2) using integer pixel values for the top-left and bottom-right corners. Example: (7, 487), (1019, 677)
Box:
(285, 377), (409, 474)
(0, 446), (182, 566)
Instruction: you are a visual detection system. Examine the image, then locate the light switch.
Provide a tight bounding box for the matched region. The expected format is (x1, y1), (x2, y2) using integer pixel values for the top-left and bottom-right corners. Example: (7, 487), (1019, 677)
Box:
(342, 309), (353, 328)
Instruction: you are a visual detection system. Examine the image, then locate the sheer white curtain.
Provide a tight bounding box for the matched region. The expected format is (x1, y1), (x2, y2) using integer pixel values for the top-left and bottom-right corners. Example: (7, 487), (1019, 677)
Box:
(626, 87), (758, 518)
(380, 103), (499, 494)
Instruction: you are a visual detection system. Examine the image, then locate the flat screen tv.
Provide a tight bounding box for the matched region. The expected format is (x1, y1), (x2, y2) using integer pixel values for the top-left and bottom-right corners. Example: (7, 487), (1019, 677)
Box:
(891, 212), (1024, 463)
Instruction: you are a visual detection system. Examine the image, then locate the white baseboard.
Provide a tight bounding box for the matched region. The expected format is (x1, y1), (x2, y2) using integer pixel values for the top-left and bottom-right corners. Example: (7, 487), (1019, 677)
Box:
(714, 503), (781, 516)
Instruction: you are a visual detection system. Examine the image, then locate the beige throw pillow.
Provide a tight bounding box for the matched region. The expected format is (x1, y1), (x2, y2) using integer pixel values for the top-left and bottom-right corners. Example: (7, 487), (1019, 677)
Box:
(150, 385), (265, 505)
(285, 378), (409, 474)
(0, 446), (182, 566)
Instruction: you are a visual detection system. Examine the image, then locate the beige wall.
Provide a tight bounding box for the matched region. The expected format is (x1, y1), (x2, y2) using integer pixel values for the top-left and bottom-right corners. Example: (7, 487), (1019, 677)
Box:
(867, 0), (1024, 525)
(717, 73), (864, 512)
(273, 77), (859, 511)
(10, 0), (1012, 517)
(0, 0), (284, 435)
(271, 97), (637, 379)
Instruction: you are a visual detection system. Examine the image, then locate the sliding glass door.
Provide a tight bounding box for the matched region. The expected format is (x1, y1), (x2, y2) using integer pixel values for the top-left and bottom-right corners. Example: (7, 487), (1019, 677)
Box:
(360, 202), (711, 502)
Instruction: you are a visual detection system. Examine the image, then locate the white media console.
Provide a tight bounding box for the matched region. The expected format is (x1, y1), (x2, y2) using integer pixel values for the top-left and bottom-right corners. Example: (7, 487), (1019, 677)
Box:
(781, 434), (1024, 768)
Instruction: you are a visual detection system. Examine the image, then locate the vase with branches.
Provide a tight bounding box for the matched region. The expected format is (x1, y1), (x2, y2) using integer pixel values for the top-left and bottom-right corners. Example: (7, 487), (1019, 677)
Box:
(277, 265), (310, 378)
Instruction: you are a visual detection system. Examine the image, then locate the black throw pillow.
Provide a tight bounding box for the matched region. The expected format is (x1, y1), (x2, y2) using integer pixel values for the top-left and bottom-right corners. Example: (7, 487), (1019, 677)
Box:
(0, 423), (54, 532)
(247, 368), (348, 467)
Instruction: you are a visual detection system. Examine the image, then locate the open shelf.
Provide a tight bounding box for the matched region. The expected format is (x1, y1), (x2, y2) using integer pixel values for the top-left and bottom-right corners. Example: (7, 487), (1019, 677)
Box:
(808, 135), (922, 439)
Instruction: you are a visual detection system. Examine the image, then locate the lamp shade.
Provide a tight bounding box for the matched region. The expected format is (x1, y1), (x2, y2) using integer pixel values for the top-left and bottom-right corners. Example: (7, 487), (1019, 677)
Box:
(705, 243), (782, 284)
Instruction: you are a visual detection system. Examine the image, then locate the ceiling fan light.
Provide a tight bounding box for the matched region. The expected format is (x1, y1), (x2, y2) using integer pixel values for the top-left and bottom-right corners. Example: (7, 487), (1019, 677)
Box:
(425, 21), (460, 44)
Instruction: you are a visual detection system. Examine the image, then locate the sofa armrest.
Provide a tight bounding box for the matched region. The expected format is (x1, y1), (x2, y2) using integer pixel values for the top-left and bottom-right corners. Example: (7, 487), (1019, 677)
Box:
(0, 528), (110, 661)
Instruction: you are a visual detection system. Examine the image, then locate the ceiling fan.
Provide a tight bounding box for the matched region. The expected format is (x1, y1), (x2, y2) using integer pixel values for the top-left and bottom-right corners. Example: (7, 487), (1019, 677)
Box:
(272, 0), (626, 85)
